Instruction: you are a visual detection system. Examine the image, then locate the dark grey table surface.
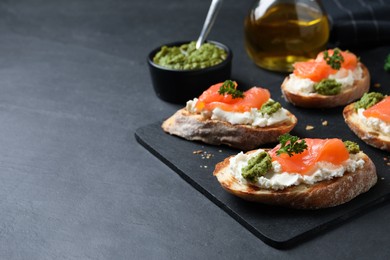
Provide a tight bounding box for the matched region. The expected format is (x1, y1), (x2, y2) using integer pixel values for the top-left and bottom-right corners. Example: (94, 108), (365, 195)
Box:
(0, 0), (389, 259)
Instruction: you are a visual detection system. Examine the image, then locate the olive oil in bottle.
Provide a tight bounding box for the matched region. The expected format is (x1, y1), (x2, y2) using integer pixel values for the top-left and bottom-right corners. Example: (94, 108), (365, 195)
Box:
(244, 0), (329, 72)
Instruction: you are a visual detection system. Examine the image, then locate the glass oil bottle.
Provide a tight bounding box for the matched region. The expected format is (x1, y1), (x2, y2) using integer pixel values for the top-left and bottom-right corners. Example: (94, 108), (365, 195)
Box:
(244, 0), (329, 72)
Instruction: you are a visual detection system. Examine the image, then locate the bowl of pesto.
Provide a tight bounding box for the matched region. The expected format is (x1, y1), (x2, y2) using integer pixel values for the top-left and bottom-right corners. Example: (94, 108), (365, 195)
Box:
(148, 40), (232, 104)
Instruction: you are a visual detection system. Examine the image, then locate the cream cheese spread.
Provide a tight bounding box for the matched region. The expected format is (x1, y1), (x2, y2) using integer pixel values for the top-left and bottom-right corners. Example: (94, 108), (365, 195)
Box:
(285, 65), (363, 95)
(186, 98), (291, 127)
(228, 149), (365, 190)
(357, 108), (390, 135)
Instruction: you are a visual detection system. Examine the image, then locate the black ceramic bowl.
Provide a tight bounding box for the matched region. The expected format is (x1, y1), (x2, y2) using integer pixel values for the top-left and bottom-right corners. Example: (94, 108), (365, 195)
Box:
(147, 40), (232, 104)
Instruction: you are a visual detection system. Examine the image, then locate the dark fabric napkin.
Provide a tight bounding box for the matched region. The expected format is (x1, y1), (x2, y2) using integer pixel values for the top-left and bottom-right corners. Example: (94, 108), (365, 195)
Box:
(323, 0), (390, 47)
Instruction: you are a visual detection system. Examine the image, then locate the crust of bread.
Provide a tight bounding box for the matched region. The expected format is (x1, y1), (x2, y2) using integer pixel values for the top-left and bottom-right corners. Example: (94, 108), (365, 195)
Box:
(213, 152), (377, 209)
(343, 103), (390, 151)
(281, 64), (370, 108)
(162, 108), (297, 151)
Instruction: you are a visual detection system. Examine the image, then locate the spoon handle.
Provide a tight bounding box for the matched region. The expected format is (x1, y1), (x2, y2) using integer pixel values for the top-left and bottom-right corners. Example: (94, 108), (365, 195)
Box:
(196, 0), (224, 49)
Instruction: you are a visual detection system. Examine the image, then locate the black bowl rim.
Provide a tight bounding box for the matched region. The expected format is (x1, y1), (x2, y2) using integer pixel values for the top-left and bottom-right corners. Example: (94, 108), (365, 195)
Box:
(147, 40), (232, 73)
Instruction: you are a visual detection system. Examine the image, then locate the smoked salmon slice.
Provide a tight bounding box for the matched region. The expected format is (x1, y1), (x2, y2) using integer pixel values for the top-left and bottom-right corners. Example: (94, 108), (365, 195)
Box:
(196, 83), (270, 113)
(197, 82), (237, 105)
(363, 96), (390, 123)
(293, 61), (331, 82)
(269, 138), (350, 175)
(293, 49), (358, 82)
(315, 49), (358, 70)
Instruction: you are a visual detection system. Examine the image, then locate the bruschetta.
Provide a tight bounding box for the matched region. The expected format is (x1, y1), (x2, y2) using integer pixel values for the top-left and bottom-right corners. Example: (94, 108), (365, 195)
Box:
(281, 49), (370, 108)
(343, 92), (390, 151)
(213, 135), (377, 209)
(162, 80), (297, 150)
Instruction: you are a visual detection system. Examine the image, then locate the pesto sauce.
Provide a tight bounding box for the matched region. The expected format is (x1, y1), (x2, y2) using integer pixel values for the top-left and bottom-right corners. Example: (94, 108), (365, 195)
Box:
(241, 152), (272, 182)
(354, 92), (384, 110)
(313, 79), (341, 95)
(260, 100), (282, 115)
(153, 41), (227, 70)
(344, 140), (360, 154)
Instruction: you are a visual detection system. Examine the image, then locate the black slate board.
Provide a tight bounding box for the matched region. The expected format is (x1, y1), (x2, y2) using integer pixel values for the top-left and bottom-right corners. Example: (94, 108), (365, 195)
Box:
(135, 122), (390, 248)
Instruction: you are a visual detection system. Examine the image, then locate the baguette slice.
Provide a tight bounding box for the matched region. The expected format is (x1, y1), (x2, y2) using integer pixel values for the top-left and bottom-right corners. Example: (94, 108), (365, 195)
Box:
(214, 152), (377, 209)
(281, 64), (370, 108)
(162, 108), (297, 151)
(343, 103), (390, 151)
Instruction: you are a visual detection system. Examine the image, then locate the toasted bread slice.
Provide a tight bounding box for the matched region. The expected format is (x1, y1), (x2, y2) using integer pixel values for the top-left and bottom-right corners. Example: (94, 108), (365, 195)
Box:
(162, 108), (297, 151)
(214, 152), (377, 209)
(281, 64), (370, 108)
(343, 103), (390, 151)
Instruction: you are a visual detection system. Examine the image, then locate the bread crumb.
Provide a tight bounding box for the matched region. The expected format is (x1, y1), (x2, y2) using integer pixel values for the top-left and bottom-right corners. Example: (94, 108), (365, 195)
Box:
(374, 83), (381, 88)
(201, 152), (213, 159)
(322, 120), (328, 126)
(194, 149), (214, 159)
(306, 125), (315, 130)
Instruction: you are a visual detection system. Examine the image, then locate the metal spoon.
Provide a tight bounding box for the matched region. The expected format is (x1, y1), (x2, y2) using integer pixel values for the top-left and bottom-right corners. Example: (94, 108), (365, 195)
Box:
(195, 0), (224, 49)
